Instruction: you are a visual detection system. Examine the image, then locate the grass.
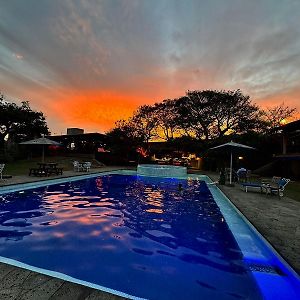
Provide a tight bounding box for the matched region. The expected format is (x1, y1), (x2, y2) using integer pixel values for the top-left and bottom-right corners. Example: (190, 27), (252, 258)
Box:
(3, 157), (76, 176)
(285, 181), (300, 202)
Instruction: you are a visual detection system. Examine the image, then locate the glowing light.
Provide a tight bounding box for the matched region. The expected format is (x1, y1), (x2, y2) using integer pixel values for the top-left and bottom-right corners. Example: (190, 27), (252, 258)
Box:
(238, 156), (243, 160)
(136, 147), (148, 157)
(280, 119), (287, 125)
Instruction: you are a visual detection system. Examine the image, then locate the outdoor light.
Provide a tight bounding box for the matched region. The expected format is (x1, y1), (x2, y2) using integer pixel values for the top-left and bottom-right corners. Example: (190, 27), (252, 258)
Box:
(238, 156), (244, 160)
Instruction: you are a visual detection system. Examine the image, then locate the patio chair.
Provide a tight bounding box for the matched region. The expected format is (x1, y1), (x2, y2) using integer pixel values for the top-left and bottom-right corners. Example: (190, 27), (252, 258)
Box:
(0, 164), (5, 180)
(82, 162), (91, 172)
(262, 178), (290, 197)
(73, 161), (82, 172)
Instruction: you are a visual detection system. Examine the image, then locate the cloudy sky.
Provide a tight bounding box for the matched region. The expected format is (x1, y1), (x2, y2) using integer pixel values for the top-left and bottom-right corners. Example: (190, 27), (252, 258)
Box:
(0, 0), (300, 134)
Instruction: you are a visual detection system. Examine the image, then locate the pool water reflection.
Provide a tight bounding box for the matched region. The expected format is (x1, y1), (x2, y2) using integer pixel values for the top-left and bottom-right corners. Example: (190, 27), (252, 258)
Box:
(0, 175), (272, 299)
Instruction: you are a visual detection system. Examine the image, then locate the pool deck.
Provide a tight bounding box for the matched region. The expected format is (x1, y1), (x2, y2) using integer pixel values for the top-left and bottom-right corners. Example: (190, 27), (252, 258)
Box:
(0, 167), (299, 299)
(203, 171), (300, 275)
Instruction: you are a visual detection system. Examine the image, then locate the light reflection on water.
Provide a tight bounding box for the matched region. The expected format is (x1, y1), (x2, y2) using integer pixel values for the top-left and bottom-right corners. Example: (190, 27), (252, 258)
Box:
(0, 174), (263, 300)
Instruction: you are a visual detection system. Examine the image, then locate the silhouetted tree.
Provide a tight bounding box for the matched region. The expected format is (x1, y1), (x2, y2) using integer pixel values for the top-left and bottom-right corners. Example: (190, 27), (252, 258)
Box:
(263, 102), (297, 131)
(106, 119), (143, 160)
(154, 99), (180, 141)
(175, 90), (264, 140)
(0, 94), (49, 150)
(131, 105), (159, 145)
(207, 89), (264, 137)
(175, 92), (214, 140)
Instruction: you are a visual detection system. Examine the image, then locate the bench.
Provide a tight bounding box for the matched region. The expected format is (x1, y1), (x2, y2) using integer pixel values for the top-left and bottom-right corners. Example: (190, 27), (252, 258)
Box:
(46, 167), (63, 175)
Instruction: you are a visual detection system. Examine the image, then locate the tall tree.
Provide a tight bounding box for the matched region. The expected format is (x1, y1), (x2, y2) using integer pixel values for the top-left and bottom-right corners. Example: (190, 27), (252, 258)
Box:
(263, 102), (297, 130)
(208, 89), (264, 138)
(106, 119), (143, 160)
(154, 99), (180, 141)
(175, 90), (264, 140)
(175, 92), (214, 140)
(0, 94), (49, 149)
(131, 105), (159, 144)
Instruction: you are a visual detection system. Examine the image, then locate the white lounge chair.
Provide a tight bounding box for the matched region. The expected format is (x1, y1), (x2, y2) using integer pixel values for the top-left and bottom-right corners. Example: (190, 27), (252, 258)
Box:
(73, 161), (82, 172)
(82, 162), (91, 172)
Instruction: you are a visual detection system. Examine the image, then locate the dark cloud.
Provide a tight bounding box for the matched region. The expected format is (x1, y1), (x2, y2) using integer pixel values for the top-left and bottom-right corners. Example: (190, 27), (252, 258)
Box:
(0, 0), (299, 132)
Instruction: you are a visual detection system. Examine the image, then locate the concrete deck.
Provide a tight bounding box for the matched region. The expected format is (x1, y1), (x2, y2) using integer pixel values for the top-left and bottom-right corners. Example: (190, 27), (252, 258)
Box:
(206, 172), (300, 274)
(0, 168), (299, 299)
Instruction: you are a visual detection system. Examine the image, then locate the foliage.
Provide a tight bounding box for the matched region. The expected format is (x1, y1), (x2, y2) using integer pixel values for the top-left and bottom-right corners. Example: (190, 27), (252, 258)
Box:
(175, 90), (265, 140)
(0, 94), (49, 150)
(106, 119), (143, 160)
(263, 102), (297, 130)
(154, 99), (181, 141)
(108, 89), (297, 160)
(131, 105), (159, 144)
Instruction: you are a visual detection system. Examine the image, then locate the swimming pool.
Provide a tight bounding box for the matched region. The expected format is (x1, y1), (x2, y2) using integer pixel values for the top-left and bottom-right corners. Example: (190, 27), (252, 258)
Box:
(0, 171), (299, 299)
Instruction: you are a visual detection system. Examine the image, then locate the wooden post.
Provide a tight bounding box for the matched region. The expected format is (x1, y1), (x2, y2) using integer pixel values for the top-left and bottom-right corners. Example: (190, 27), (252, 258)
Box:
(282, 134), (287, 154)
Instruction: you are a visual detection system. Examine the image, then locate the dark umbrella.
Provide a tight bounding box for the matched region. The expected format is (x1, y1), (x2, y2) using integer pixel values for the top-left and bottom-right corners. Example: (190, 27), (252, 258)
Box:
(209, 141), (256, 185)
(20, 137), (61, 162)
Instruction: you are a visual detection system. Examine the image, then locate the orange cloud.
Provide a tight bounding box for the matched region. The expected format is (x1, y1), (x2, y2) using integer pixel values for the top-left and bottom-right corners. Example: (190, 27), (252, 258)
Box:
(255, 87), (300, 120)
(47, 89), (153, 133)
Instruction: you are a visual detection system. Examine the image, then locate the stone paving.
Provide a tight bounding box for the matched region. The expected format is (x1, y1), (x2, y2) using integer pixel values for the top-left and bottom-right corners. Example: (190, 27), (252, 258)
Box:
(206, 172), (300, 274)
(0, 262), (123, 300)
(0, 168), (299, 299)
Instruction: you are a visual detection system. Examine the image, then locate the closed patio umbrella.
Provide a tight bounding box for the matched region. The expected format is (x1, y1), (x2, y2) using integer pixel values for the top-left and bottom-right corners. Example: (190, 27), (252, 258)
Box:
(20, 137), (61, 162)
(209, 141), (256, 185)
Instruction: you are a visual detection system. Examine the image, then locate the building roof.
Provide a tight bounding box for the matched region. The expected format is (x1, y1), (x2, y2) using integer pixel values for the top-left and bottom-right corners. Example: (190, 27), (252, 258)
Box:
(279, 119), (300, 133)
(48, 132), (107, 141)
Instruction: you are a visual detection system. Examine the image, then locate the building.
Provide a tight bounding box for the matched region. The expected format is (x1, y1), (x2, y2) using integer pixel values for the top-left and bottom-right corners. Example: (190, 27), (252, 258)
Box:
(49, 132), (107, 155)
(280, 119), (300, 154)
(256, 119), (300, 179)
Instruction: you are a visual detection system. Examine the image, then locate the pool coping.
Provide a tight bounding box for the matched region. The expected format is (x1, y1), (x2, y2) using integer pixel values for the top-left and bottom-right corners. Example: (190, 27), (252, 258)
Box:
(204, 176), (300, 280)
(0, 170), (299, 298)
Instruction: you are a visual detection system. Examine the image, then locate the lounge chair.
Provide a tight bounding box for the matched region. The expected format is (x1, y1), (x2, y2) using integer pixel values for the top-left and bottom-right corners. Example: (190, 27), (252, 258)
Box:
(241, 182), (263, 193)
(0, 164), (5, 180)
(82, 162), (91, 172)
(73, 161), (82, 172)
(262, 178), (290, 197)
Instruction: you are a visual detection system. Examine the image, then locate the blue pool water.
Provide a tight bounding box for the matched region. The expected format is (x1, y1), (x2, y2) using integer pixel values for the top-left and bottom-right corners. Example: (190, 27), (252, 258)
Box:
(0, 174), (299, 299)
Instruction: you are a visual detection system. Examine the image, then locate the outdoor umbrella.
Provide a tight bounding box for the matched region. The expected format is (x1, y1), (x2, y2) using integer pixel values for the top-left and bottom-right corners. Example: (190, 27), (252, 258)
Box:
(209, 141), (256, 185)
(20, 137), (61, 163)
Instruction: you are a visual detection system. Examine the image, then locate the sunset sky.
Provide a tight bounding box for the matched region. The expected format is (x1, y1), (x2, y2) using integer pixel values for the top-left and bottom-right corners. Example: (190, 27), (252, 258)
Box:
(0, 0), (300, 134)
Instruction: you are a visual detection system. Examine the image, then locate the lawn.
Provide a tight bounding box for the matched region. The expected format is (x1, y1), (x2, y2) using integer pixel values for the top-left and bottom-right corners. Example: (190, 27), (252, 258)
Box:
(3, 157), (75, 176)
(285, 181), (300, 202)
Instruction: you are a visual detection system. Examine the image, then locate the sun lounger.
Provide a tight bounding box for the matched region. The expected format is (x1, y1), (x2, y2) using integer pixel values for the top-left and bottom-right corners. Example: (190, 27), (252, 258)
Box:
(261, 178), (290, 197)
(242, 182), (263, 193)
